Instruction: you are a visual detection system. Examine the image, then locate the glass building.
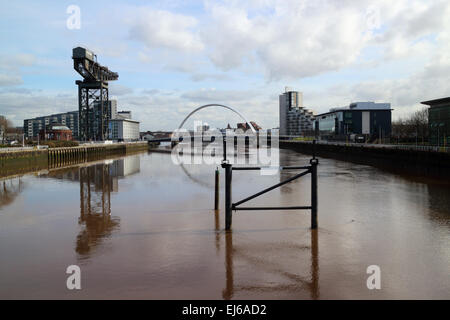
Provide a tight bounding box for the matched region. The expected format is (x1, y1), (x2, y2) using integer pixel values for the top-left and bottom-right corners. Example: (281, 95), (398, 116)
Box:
(315, 102), (392, 141)
(421, 97), (450, 146)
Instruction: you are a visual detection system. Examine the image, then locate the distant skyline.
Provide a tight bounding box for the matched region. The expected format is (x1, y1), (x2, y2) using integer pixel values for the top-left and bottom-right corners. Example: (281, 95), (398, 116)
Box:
(1, 0), (449, 131)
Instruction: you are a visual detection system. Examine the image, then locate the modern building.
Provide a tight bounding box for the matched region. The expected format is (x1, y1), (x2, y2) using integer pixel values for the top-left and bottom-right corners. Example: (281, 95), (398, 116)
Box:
(109, 119), (140, 141)
(117, 110), (131, 119)
(421, 97), (450, 146)
(315, 102), (392, 141)
(279, 88), (315, 136)
(24, 111), (79, 140)
(110, 154), (141, 177)
(39, 124), (73, 141)
(103, 100), (118, 120)
(23, 100), (119, 140)
(87, 99), (118, 139)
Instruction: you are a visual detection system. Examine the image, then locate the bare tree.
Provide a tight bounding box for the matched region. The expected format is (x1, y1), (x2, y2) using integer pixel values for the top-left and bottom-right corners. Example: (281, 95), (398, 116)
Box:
(391, 107), (429, 144)
(0, 116), (13, 144)
(409, 108), (428, 144)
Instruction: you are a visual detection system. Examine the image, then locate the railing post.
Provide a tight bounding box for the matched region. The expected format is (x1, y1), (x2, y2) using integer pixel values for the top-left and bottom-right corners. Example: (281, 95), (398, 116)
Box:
(214, 167), (220, 210)
(221, 133), (233, 230)
(222, 162), (232, 231)
(310, 156), (318, 230)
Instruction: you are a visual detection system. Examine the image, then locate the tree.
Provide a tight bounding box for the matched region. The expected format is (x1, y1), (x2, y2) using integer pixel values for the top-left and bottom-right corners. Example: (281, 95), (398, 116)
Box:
(0, 116), (14, 144)
(409, 108), (428, 144)
(391, 107), (429, 144)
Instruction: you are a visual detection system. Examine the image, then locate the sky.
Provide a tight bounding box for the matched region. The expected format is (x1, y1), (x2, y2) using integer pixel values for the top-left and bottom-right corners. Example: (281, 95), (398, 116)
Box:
(0, 0), (449, 131)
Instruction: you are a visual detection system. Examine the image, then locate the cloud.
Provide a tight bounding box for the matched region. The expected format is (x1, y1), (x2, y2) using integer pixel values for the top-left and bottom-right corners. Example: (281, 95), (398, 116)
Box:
(305, 61), (450, 120)
(190, 73), (232, 82)
(109, 83), (134, 96)
(0, 87), (32, 94)
(198, 0), (450, 80)
(128, 8), (204, 52)
(2, 1), (450, 132)
(141, 89), (160, 95)
(201, 1), (371, 79)
(137, 51), (152, 64)
(0, 53), (35, 87)
(181, 88), (257, 103)
(0, 74), (23, 86)
(370, 0), (449, 60)
(0, 54), (35, 69)
(0, 91), (77, 126)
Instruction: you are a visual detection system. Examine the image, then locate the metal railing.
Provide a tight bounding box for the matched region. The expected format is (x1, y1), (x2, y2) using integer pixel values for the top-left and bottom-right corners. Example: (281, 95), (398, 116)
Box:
(221, 139), (319, 230)
(282, 138), (450, 153)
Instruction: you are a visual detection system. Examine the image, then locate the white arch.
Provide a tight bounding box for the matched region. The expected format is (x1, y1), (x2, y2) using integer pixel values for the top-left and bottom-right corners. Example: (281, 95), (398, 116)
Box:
(177, 104), (256, 133)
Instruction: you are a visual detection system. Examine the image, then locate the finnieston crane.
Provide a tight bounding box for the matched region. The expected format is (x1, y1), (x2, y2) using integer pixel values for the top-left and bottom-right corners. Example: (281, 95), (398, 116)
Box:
(73, 47), (118, 141)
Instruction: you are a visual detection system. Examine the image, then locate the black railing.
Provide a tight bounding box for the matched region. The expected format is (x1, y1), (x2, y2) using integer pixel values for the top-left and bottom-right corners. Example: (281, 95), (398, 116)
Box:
(221, 139), (318, 230)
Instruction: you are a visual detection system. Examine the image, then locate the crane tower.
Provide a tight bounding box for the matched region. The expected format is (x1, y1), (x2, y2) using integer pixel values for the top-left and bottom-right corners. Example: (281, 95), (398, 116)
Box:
(73, 47), (118, 141)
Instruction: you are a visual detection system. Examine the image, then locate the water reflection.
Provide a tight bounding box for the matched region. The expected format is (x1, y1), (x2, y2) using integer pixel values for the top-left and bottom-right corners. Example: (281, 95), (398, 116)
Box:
(77, 156), (140, 257)
(0, 178), (24, 210)
(427, 184), (450, 224)
(77, 163), (118, 256)
(45, 156), (141, 257)
(222, 231), (234, 300)
(219, 221), (320, 300)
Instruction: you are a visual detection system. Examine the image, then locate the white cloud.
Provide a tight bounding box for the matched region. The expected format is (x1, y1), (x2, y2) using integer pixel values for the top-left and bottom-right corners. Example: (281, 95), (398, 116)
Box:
(0, 54), (35, 69)
(137, 51), (152, 64)
(370, 0), (449, 61)
(128, 8), (204, 52)
(0, 74), (23, 86)
(0, 90), (77, 126)
(198, 0), (450, 80)
(0, 54), (35, 87)
(109, 83), (134, 96)
(190, 73), (232, 82)
(2, 0), (450, 131)
(201, 1), (372, 79)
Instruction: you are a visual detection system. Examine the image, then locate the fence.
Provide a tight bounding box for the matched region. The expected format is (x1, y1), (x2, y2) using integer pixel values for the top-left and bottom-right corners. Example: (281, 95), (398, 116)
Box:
(219, 138), (319, 230)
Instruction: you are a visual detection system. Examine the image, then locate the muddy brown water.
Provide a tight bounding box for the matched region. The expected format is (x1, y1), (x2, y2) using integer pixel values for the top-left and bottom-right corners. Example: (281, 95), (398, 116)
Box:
(0, 149), (449, 299)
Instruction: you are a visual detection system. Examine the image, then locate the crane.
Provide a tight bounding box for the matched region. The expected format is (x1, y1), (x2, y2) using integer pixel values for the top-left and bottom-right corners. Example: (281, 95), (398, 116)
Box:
(73, 47), (118, 141)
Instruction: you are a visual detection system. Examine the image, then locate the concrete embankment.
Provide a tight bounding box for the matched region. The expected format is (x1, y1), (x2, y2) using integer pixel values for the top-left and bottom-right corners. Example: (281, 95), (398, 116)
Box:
(0, 142), (148, 178)
(280, 140), (450, 179)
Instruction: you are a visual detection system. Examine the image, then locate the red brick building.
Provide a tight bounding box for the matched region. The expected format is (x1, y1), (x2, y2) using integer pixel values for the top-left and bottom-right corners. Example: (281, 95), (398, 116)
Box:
(39, 124), (73, 141)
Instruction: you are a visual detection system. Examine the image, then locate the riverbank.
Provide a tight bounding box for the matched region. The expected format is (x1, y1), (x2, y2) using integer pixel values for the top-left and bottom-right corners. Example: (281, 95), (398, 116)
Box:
(280, 140), (450, 179)
(0, 142), (148, 178)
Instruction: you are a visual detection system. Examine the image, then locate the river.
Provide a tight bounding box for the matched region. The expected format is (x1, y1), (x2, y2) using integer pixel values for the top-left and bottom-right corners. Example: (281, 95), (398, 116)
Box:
(0, 149), (449, 299)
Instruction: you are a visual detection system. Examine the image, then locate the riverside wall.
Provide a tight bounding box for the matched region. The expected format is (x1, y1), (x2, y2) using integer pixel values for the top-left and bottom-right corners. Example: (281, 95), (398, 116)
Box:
(280, 140), (450, 179)
(0, 142), (148, 178)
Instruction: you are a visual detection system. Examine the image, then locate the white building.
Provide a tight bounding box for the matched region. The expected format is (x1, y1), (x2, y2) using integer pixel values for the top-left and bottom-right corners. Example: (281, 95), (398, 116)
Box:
(117, 111), (131, 119)
(109, 119), (140, 141)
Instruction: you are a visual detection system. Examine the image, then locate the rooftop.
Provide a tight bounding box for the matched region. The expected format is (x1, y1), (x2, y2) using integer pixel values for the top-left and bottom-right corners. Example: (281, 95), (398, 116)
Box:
(421, 97), (450, 107)
(50, 125), (71, 131)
